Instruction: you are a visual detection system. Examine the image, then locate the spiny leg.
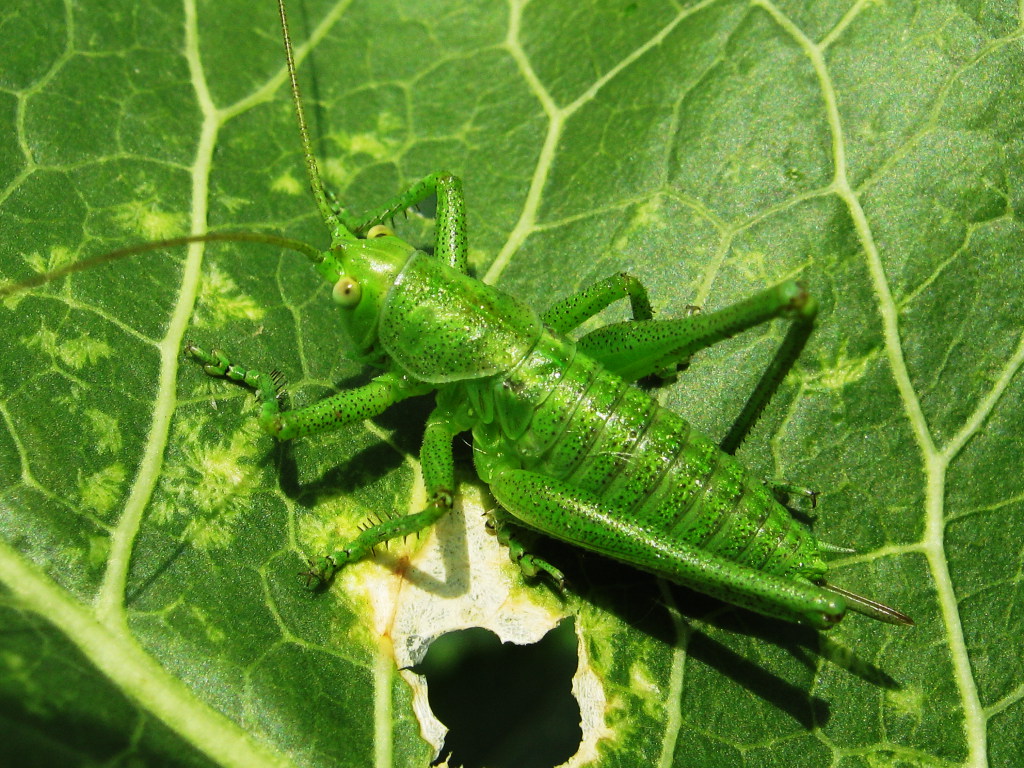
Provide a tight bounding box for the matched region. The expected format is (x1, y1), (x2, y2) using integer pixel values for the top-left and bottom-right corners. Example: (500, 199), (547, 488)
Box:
(304, 405), (461, 585)
(185, 343), (427, 440)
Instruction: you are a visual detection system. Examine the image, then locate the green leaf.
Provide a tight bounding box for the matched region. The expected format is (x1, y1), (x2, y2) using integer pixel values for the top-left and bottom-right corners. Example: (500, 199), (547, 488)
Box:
(2, 1), (1022, 767)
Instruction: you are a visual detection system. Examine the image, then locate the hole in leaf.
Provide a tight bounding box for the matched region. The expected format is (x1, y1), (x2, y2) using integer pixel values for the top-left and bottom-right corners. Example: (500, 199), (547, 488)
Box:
(413, 619), (581, 768)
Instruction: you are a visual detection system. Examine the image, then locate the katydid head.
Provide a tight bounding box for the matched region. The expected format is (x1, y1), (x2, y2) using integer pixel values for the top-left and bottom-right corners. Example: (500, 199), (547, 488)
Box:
(315, 225), (416, 361)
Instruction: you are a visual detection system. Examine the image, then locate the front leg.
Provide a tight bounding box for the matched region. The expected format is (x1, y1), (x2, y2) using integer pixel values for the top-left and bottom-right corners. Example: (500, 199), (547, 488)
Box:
(344, 171), (468, 275)
(185, 343), (427, 439)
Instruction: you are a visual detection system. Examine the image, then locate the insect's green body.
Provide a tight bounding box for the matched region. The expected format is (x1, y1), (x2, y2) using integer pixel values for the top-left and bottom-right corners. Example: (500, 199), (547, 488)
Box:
(3, 0), (911, 633)
(323, 243), (847, 627)
(466, 329), (827, 586)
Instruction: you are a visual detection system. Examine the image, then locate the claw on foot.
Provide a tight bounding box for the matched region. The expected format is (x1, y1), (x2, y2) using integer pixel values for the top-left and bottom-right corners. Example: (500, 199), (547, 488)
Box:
(514, 551), (567, 592)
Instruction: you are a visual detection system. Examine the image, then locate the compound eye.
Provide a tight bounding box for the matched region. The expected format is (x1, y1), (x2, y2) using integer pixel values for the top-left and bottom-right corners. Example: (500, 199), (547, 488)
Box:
(332, 276), (362, 307)
(366, 224), (393, 239)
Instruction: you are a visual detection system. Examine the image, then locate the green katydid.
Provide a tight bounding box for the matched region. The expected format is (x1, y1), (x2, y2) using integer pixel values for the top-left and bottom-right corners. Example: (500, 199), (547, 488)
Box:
(1, 0), (912, 632)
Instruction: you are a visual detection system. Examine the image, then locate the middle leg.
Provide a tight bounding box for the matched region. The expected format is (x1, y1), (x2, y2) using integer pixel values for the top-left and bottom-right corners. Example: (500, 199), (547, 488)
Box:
(304, 404), (461, 585)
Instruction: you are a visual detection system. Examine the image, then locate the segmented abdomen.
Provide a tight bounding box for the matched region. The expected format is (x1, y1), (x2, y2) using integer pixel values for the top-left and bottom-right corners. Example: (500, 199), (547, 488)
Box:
(466, 330), (825, 582)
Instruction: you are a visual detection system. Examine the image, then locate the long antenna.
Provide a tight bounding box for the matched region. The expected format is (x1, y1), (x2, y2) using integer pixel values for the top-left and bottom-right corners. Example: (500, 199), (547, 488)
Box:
(2, 2), (349, 300)
(0, 232), (322, 298)
(276, 0), (355, 242)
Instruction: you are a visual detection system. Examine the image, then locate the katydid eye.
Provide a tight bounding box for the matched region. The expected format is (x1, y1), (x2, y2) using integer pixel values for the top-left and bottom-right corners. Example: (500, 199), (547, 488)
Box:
(332, 276), (362, 307)
(366, 224), (393, 239)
